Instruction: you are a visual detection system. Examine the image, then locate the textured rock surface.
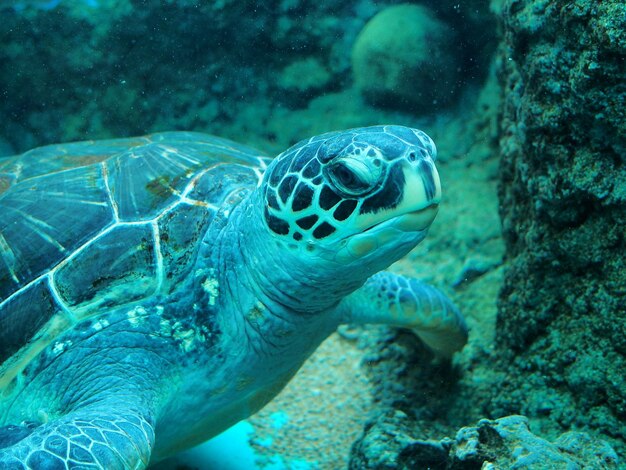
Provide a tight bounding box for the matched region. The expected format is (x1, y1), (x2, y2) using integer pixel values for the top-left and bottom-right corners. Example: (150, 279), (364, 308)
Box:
(352, 4), (458, 110)
(349, 409), (451, 470)
(351, 413), (618, 469)
(452, 416), (618, 469)
(496, 0), (626, 456)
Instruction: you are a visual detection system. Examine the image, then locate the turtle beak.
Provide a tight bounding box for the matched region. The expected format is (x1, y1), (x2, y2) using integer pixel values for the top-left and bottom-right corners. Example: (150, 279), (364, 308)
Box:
(392, 158), (441, 231)
(356, 158), (441, 234)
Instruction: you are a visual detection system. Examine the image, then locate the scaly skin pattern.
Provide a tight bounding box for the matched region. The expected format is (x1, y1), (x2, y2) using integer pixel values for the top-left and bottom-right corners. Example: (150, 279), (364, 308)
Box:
(1, 411), (154, 469)
(0, 126), (468, 468)
(337, 272), (467, 358)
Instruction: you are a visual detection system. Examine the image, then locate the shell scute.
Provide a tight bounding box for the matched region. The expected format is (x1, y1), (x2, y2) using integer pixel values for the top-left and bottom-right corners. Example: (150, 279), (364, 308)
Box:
(0, 164), (114, 300)
(187, 163), (259, 206)
(0, 131), (266, 373)
(106, 142), (203, 221)
(106, 135), (264, 221)
(158, 203), (214, 292)
(3, 138), (147, 182)
(55, 224), (158, 312)
(0, 174), (14, 197)
(0, 278), (59, 364)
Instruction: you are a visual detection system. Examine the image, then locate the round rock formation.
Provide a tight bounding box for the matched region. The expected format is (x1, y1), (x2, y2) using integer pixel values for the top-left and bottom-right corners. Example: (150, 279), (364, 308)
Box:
(352, 4), (458, 111)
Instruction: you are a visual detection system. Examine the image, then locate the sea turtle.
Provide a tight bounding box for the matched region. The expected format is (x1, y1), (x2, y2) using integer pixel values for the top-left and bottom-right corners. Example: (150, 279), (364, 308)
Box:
(0, 125), (467, 469)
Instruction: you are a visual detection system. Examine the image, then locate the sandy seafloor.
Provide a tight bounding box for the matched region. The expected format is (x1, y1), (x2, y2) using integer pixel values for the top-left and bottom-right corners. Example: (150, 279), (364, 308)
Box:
(152, 76), (504, 469)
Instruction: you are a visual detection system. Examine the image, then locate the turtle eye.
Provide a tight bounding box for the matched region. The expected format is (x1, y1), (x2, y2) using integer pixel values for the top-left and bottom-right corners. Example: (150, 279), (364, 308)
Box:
(326, 158), (379, 197)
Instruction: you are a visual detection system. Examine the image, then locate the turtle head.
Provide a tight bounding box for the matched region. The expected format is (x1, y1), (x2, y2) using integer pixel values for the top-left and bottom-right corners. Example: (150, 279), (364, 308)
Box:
(261, 125), (440, 272)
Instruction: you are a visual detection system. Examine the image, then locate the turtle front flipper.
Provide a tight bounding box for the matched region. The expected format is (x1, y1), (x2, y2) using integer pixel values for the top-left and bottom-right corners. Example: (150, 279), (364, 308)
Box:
(0, 405), (155, 469)
(337, 271), (468, 358)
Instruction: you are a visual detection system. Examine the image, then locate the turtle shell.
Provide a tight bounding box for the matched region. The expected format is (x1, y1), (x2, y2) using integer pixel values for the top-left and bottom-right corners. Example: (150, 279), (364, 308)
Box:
(0, 132), (267, 382)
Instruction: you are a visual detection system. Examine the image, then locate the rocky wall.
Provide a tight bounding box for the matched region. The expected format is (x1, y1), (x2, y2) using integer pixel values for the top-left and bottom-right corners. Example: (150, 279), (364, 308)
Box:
(496, 0), (626, 456)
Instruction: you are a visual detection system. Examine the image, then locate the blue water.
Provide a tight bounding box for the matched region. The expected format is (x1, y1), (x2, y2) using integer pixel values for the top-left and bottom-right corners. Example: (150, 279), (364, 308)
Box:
(157, 419), (317, 470)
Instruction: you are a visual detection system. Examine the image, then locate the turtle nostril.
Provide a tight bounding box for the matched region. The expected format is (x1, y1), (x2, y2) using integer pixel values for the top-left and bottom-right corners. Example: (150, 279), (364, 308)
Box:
(408, 151), (417, 162)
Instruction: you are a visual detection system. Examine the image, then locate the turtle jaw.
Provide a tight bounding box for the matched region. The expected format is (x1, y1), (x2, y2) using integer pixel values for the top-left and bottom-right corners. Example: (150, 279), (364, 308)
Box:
(363, 203), (439, 234)
(339, 204), (437, 261)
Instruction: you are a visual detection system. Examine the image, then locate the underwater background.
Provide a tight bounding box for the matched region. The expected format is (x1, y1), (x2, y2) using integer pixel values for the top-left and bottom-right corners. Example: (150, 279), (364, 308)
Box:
(0, 0), (624, 469)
